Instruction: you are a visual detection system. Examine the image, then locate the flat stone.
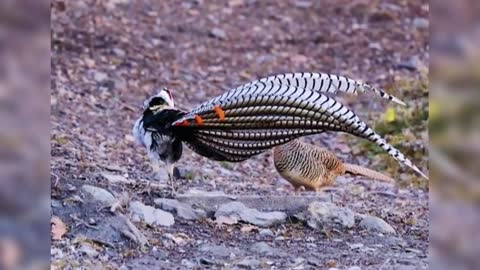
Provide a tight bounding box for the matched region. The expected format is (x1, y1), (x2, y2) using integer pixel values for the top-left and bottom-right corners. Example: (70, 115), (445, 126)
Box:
(359, 215), (396, 234)
(154, 198), (206, 221)
(81, 185), (116, 205)
(250, 242), (276, 256)
(236, 257), (260, 269)
(306, 202), (355, 229)
(129, 201), (174, 227)
(215, 201), (287, 227)
(101, 172), (133, 185)
(349, 243), (364, 250)
(176, 192), (330, 216)
(294, 0), (312, 8)
(198, 243), (232, 258)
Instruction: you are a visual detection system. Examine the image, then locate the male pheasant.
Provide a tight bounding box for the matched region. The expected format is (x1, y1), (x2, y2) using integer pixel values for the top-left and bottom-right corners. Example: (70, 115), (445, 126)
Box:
(132, 72), (428, 192)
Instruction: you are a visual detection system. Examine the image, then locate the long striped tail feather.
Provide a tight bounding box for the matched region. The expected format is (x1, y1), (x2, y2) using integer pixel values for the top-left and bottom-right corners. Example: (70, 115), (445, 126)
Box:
(208, 72), (406, 107)
(174, 85), (426, 179)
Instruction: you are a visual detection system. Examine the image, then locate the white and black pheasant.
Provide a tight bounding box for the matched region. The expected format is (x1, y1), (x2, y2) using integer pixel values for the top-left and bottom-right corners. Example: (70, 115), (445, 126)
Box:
(132, 72), (428, 191)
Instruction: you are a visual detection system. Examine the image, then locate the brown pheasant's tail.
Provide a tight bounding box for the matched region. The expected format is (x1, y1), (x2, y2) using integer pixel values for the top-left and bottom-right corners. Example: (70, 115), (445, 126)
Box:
(344, 163), (395, 183)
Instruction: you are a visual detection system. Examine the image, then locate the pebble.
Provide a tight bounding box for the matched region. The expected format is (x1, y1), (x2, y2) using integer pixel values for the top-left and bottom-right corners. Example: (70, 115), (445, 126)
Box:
(349, 243), (364, 250)
(129, 201), (175, 227)
(112, 48), (126, 57)
(294, 1), (312, 8)
(348, 267), (361, 270)
(209, 28), (227, 40)
(359, 215), (396, 234)
(91, 70), (108, 82)
(259, 229), (274, 237)
(81, 185), (116, 205)
(412, 18), (429, 29)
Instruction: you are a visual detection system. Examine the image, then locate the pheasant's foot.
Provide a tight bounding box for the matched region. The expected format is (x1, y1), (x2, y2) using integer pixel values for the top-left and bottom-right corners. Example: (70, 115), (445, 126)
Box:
(294, 185), (306, 195)
(167, 163), (176, 197)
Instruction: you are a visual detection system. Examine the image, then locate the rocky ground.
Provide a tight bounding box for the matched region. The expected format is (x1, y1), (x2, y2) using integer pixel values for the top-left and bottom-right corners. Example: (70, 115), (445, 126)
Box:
(51, 0), (429, 269)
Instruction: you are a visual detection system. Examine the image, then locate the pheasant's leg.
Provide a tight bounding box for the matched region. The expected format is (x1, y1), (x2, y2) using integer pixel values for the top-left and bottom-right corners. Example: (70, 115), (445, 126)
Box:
(166, 163), (175, 197)
(316, 187), (335, 202)
(150, 159), (161, 180)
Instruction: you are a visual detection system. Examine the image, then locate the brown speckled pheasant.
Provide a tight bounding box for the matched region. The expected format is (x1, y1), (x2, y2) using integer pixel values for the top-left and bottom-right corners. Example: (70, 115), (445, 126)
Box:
(273, 139), (394, 192)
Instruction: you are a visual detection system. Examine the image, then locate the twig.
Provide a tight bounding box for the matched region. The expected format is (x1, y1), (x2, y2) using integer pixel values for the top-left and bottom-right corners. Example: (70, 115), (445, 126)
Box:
(90, 238), (115, 249)
(367, 191), (399, 198)
(110, 191), (131, 213)
(117, 213), (148, 247)
(379, 258), (391, 270)
(70, 214), (98, 230)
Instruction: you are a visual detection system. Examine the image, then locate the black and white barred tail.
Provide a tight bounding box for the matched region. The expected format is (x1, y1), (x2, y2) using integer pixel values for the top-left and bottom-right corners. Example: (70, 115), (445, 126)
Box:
(207, 72), (406, 107)
(173, 82), (427, 179)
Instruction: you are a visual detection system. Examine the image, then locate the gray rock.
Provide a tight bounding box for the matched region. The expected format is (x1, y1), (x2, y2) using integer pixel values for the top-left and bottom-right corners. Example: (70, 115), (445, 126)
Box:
(199, 243), (232, 258)
(101, 172), (133, 185)
(396, 56), (421, 71)
(154, 198), (206, 221)
(215, 201), (287, 227)
(91, 70), (108, 82)
(359, 215), (396, 234)
(129, 201), (175, 227)
(112, 47), (126, 57)
(250, 242), (276, 256)
(78, 242), (99, 257)
(210, 28), (227, 40)
(81, 185), (116, 205)
(413, 18), (429, 29)
(288, 257), (305, 269)
(236, 257), (261, 269)
(180, 259), (197, 268)
(274, 236), (285, 241)
(348, 266), (362, 270)
(306, 202), (355, 229)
